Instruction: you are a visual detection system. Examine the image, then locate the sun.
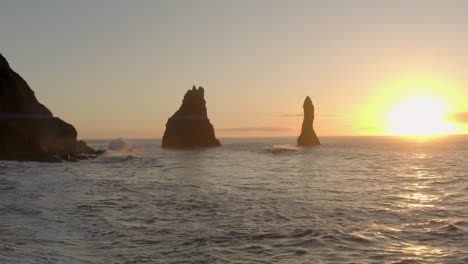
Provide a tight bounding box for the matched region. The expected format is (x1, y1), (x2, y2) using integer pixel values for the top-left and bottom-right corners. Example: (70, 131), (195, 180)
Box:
(388, 96), (456, 137)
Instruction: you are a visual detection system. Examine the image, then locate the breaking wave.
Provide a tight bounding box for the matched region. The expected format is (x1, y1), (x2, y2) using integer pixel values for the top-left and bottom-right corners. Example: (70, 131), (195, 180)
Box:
(265, 144), (300, 154)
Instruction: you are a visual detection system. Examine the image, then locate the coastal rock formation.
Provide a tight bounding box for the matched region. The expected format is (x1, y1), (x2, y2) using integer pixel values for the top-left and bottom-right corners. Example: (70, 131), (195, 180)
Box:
(0, 53), (102, 162)
(162, 86), (221, 148)
(297, 96), (320, 146)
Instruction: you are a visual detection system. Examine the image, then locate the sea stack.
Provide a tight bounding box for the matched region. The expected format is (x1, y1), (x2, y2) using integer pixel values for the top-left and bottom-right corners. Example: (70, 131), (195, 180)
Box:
(297, 96), (320, 146)
(0, 53), (102, 162)
(162, 86), (221, 148)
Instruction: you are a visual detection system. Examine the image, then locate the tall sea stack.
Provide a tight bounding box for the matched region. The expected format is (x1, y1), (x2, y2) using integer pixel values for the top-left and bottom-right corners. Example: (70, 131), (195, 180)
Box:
(297, 96), (320, 146)
(0, 53), (101, 162)
(162, 86), (221, 148)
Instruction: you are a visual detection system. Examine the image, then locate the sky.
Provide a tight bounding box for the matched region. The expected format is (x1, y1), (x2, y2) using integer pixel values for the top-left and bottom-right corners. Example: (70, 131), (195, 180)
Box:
(2, 0), (468, 138)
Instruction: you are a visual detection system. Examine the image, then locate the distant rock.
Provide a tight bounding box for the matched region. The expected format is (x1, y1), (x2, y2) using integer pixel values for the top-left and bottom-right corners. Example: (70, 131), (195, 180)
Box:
(297, 96), (320, 146)
(0, 53), (103, 162)
(162, 86), (221, 148)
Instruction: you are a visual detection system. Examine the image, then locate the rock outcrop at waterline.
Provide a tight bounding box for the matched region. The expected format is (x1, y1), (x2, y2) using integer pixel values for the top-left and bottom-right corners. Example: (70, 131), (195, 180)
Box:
(0, 53), (102, 162)
(162, 86), (221, 148)
(297, 96), (320, 146)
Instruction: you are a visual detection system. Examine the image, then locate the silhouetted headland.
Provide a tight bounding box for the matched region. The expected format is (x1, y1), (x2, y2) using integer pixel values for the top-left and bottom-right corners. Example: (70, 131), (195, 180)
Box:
(297, 96), (320, 146)
(162, 86), (221, 148)
(0, 53), (103, 162)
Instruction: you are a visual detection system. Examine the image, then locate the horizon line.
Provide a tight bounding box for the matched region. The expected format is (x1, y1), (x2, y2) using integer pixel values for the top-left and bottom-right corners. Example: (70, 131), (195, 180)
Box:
(81, 133), (468, 140)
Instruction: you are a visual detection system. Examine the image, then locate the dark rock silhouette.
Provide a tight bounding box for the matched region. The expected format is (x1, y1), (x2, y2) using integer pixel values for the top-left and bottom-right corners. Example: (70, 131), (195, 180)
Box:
(297, 96), (320, 146)
(162, 86), (221, 148)
(0, 53), (103, 162)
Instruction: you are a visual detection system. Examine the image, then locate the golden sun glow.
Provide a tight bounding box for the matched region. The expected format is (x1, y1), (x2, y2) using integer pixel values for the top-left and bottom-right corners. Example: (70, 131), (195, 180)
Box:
(388, 96), (456, 137)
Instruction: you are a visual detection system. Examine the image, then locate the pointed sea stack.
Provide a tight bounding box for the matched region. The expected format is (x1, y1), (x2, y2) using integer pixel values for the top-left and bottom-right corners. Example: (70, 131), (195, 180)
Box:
(0, 53), (102, 162)
(297, 96), (320, 146)
(162, 86), (221, 148)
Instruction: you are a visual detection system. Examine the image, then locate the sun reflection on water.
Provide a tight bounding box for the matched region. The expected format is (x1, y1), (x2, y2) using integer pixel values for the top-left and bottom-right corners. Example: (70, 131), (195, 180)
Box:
(404, 183), (429, 190)
(397, 153), (442, 209)
(404, 245), (450, 258)
(398, 193), (438, 208)
(415, 154), (427, 159)
(400, 193), (438, 202)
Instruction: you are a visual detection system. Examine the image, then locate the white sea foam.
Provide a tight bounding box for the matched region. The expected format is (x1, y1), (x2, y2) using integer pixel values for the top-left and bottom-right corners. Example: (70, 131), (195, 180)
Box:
(266, 144), (300, 154)
(106, 138), (133, 154)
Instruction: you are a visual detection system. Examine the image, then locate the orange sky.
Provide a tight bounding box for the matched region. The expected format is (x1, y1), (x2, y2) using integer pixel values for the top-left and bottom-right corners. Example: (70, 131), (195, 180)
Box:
(2, 1), (468, 138)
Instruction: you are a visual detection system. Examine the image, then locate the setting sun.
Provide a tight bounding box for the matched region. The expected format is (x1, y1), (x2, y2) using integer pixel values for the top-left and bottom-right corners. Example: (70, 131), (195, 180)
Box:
(3, 2), (468, 263)
(388, 96), (456, 137)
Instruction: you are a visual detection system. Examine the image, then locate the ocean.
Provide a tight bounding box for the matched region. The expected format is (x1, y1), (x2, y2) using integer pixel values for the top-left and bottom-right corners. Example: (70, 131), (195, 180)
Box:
(1, 136), (467, 264)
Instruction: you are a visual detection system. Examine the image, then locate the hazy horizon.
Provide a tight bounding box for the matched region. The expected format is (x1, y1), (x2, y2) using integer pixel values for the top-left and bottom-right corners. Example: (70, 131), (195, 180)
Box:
(81, 134), (468, 141)
(2, 0), (468, 138)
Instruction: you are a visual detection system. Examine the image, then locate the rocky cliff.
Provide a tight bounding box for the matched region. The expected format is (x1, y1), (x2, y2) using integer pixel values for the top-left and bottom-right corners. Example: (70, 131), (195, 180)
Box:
(0, 53), (102, 161)
(297, 96), (320, 146)
(162, 86), (221, 148)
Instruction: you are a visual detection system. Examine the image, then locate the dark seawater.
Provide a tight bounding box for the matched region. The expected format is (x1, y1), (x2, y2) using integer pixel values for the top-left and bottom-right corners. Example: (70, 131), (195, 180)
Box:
(1, 136), (467, 264)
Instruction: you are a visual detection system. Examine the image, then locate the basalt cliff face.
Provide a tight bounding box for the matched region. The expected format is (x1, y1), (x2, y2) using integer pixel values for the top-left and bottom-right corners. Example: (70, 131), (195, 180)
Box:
(0, 53), (101, 162)
(162, 86), (221, 148)
(297, 96), (320, 146)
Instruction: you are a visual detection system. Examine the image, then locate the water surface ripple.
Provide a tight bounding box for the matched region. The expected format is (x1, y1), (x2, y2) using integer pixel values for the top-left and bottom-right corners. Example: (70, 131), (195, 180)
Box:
(1, 137), (467, 263)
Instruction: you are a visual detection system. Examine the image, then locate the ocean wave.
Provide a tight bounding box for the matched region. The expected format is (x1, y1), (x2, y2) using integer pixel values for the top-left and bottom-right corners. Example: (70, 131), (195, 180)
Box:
(265, 144), (299, 154)
(2, 137), (468, 263)
(0, 178), (16, 191)
(106, 138), (133, 154)
(96, 154), (137, 163)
